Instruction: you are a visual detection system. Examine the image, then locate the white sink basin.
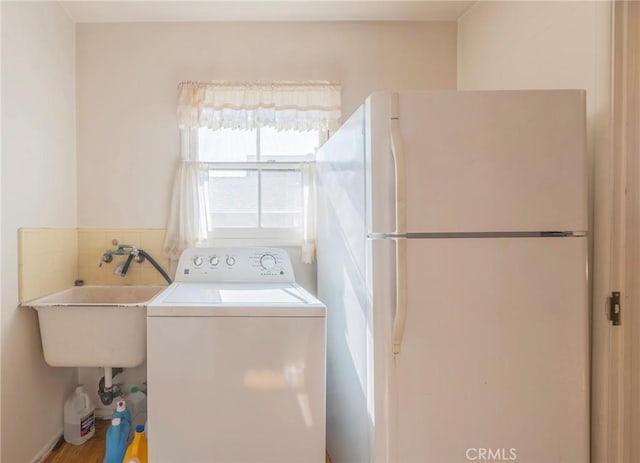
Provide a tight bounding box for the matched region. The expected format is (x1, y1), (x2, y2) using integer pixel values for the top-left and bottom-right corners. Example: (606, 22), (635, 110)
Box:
(28, 285), (165, 367)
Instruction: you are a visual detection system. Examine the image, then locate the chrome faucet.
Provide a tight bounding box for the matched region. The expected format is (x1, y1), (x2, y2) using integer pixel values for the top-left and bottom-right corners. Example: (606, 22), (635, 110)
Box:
(100, 244), (138, 263)
(99, 244), (144, 277)
(98, 244), (173, 284)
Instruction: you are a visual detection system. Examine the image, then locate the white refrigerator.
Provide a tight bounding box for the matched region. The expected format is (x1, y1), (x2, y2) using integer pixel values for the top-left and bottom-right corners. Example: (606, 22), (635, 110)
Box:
(316, 90), (589, 463)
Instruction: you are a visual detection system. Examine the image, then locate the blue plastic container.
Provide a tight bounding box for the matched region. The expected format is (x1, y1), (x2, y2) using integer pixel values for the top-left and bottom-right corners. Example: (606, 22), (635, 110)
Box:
(112, 400), (132, 443)
(104, 417), (130, 463)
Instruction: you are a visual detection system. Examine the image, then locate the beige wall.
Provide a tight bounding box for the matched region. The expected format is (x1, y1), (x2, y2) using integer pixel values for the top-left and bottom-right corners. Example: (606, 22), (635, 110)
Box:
(1, 2), (78, 462)
(75, 21), (457, 229)
(457, 2), (613, 462)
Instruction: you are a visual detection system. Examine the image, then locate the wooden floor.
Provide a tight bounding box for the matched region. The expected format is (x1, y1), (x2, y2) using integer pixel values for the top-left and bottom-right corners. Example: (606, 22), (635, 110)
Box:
(44, 419), (332, 462)
(45, 419), (109, 463)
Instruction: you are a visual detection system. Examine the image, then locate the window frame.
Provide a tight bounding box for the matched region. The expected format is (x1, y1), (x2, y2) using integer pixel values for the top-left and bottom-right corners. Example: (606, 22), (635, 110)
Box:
(189, 127), (327, 242)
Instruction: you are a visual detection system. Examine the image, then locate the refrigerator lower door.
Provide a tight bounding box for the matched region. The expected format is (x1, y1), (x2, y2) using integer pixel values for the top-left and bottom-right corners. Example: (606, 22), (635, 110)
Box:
(370, 236), (589, 463)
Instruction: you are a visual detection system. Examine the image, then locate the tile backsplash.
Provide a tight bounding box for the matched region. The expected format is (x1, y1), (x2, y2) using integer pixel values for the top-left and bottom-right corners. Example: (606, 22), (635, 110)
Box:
(19, 228), (170, 303)
(18, 228), (78, 303)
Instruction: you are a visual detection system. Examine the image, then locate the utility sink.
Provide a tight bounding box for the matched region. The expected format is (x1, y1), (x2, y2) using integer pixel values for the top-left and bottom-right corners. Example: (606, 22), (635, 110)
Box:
(27, 285), (165, 367)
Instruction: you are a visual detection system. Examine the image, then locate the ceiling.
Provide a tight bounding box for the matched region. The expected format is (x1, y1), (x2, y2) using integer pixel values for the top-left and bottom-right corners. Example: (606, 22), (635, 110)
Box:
(60, 1), (476, 23)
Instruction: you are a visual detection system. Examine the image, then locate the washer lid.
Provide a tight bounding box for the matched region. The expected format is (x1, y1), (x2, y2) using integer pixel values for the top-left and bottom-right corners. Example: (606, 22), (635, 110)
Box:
(147, 283), (326, 317)
(163, 283), (313, 304)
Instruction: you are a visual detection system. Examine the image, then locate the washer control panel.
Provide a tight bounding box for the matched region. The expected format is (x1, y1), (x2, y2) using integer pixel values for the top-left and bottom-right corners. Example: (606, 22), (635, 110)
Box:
(175, 247), (295, 283)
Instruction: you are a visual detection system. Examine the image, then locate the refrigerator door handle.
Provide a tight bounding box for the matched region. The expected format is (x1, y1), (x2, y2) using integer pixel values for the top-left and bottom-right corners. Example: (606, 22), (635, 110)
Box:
(390, 93), (408, 354)
(392, 238), (408, 354)
(390, 92), (407, 235)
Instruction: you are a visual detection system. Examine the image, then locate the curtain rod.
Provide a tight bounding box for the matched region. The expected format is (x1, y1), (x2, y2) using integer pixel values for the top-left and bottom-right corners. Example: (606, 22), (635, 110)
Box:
(178, 80), (340, 89)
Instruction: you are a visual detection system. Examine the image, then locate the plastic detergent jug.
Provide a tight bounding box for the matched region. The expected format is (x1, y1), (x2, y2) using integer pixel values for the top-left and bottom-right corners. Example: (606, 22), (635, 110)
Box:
(63, 385), (95, 445)
(104, 417), (129, 463)
(126, 386), (147, 429)
(112, 399), (132, 443)
(123, 425), (148, 463)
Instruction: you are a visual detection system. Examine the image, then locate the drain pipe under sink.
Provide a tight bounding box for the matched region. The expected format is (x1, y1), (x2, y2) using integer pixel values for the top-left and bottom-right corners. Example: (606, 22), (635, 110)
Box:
(105, 367), (113, 389)
(98, 367), (124, 405)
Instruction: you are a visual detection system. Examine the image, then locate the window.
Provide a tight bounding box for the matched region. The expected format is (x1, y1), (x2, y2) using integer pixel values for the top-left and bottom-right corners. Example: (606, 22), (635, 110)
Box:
(165, 80), (340, 262)
(195, 126), (323, 240)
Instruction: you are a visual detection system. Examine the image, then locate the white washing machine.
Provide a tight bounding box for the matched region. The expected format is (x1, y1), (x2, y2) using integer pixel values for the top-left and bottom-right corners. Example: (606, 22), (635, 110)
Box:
(147, 247), (326, 463)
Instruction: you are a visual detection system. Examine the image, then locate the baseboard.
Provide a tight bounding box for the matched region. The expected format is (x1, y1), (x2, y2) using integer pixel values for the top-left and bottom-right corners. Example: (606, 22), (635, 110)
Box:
(31, 428), (63, 463)
(95, 407), (114, 420)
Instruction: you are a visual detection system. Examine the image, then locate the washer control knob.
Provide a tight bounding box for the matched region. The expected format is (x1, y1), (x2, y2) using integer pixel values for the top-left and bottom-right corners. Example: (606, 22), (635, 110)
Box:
(260, 253), (277, 269)
(193, 256), (204, 267)
(226, 256), (236, 266)
(209, 255), (219, 266)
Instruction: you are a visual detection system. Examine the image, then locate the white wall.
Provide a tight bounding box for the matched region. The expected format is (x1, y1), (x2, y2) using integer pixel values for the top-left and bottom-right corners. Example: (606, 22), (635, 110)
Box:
(75, 20), (457, 229)
(1, 3), (78, 462)
(457, 2), (612, 462)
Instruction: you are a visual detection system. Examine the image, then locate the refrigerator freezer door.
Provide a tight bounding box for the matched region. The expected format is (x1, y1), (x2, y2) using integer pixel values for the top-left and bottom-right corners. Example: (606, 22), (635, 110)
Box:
(367, 90), (588, 234)
(370, 236), (589, 463)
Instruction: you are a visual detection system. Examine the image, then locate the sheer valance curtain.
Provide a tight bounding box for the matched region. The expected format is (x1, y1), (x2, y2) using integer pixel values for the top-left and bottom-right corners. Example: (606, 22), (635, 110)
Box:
(164, 81), (342, 262)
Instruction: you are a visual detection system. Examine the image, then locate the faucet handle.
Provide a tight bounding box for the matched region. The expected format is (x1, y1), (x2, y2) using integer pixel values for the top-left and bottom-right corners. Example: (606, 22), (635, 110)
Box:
(113, 261), (124, 275)
(99, 251), (113, 267)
